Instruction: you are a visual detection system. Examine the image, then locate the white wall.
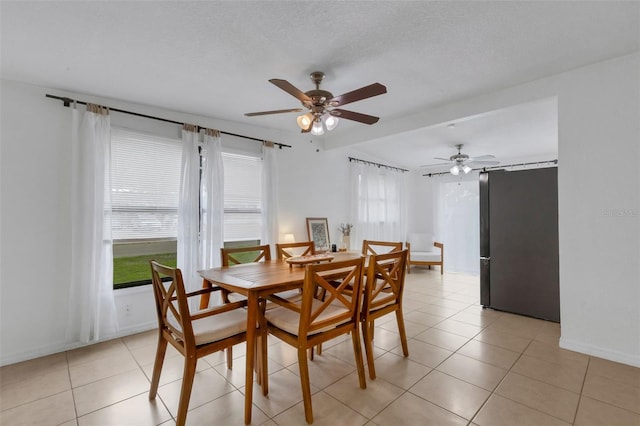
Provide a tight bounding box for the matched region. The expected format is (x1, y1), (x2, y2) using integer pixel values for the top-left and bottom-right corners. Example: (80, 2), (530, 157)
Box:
(555, 54), (639, 366)
(1, 80), (73, 361)
(2, 51), (639, 367)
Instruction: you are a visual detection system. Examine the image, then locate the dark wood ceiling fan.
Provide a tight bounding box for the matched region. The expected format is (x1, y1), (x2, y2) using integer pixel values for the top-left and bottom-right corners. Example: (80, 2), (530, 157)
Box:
(245, 71), (387, 133)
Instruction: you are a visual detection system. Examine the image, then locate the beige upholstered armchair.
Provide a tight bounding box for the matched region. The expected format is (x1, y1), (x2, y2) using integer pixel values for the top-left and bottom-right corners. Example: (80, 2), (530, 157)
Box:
(406, 233), (444, 274)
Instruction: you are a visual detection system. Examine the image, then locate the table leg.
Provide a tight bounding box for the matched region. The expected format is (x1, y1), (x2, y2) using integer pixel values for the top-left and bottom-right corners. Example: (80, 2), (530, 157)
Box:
(199, 279), (211, 310)
(244, 293), (257, 424)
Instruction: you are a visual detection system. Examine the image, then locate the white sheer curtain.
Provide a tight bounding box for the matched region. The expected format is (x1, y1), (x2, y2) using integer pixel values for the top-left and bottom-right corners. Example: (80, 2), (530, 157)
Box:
(261, 142), (279, 255)
(67, 104), (118, 343)
(177, 125), (200, 295)
(433, 174), (480, 274)
(200, 129), (224, 270)
(350, 161), (407, 249)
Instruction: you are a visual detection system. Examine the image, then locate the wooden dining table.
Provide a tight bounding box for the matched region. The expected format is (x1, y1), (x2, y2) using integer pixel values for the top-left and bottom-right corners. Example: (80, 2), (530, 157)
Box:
(198, 251), (362, 424)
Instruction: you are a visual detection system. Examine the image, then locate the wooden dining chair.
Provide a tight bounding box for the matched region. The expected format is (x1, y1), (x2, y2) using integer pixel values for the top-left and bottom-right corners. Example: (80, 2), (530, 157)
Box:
(149, 261), (249, 426)
(361, 249), (409, 379)
(361, 240), (403, 256)
(200, 244), (272, 309)
(275, 241), (315, 260)
(261, 257), (367, 423)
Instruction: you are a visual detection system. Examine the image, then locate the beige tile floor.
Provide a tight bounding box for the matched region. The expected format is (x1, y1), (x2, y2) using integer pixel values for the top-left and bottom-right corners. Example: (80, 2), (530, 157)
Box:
(2, 269), (639, 425)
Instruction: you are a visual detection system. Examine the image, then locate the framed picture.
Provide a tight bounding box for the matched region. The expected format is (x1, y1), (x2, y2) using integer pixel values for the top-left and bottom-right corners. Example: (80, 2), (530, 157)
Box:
(306, 217), (330, 252)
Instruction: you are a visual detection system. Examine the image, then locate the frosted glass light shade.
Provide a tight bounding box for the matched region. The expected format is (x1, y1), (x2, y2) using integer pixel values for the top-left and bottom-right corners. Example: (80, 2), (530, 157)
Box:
(296, 113), (313, 131)
(462, 165), (472, 174)
(311, 120), (324, 135)
(450, 165), (460, 175)
(325, 115), (339, 131)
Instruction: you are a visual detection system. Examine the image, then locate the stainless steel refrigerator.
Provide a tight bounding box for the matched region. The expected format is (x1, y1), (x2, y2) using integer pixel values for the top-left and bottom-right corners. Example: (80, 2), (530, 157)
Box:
(479, 167), (560, 322)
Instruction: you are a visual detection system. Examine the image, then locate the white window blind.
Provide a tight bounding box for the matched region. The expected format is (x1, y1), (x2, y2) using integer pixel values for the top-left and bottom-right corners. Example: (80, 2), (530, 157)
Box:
(223, 152), (262, 242)
(111, 128), (181, 240)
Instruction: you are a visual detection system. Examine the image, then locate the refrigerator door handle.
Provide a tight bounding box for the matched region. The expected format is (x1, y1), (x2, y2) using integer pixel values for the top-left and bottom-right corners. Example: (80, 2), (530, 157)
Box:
(480, 257), (491, 261)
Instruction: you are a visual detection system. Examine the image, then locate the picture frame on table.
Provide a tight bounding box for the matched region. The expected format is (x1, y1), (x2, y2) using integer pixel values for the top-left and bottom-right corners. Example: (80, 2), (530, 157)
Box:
(306, 217), (330, 252)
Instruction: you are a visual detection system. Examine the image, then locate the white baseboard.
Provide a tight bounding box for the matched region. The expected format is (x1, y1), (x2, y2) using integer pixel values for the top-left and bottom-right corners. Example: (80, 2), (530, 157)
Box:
(0, 322), (157, 367)
(0, 341), (71, 367)
(559, 336), (640, 368)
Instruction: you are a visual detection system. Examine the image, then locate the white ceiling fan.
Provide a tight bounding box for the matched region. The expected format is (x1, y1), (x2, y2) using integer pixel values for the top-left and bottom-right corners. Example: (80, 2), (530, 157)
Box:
(422, 144), (500, 175)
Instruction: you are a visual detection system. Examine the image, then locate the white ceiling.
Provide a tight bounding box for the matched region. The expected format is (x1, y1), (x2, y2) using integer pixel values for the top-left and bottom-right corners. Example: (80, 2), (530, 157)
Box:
(2, 1), (638, 170)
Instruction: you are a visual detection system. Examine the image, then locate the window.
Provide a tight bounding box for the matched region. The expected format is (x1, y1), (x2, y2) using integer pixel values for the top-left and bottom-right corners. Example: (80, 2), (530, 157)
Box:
(110, 128), (263, 288)
(357, 172), (401, 223)
(351, 163), (407, 242)
(223, 152), (262, 242)
(111, 128), (181, 288)
(111, 128), (182, 240)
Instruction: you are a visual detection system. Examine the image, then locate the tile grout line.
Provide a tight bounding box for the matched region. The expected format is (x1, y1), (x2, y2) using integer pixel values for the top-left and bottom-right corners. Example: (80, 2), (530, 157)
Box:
(571, 356), (591, 425)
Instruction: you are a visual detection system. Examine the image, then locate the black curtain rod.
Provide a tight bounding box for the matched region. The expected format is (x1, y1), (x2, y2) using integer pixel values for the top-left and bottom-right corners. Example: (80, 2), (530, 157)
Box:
(348, 156), (408, 173)
(423, 159), (558, 177)
(45, 94), (292, 149)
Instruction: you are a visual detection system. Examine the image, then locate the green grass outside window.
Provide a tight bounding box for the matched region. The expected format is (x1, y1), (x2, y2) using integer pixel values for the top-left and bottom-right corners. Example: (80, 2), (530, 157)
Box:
(113, 252), (176, 288)
(113, 248), (260, 289)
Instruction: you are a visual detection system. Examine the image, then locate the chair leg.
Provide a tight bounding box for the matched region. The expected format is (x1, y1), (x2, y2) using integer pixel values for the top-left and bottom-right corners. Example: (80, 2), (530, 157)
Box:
(361, 320), (377, 380)
(297, 348), (314, 424)
(176, 356), (197, 426)
(307, 343), (323, 360)
(440, 263), (444, 275)
(395, 309), (409, 357)
(352, 325), (367, 388)
(149, 335), (168, 399)
(226, 346), (233, 369)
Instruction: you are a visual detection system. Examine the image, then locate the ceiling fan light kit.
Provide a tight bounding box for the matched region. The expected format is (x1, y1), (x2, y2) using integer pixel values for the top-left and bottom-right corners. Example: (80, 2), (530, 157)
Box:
(424, 144), (500, 175)
(245, 71), (386, 134)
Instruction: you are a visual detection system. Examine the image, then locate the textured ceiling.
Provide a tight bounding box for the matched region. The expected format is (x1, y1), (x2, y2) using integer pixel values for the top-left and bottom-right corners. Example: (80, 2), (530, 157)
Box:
(2, 1), (638, 169)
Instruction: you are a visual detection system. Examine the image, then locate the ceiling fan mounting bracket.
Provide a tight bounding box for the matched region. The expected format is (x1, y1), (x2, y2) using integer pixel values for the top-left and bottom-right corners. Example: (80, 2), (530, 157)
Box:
(309, 71), (325, 87)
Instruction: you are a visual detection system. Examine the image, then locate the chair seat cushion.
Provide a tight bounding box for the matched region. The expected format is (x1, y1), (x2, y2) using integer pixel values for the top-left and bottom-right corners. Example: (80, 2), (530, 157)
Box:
(368, 291), (396, 311)
(408, 233), (434, 252)
(228, 289), (302, 309)
(192, 307), (247, 346)
(265, 299), (350, 335)
(410, 251), (441, 262)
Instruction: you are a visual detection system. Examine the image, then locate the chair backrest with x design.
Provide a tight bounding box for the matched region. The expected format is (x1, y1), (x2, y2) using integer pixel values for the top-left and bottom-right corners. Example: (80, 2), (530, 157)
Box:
(221, 244), (271, 266)
(362, 240), (404, 256)
(275, 241), (315, 260)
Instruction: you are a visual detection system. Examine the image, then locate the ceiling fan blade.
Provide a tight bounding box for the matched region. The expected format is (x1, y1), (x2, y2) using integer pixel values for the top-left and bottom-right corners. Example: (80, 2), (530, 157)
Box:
(468, 160), (500, 166)
(420, 162), (451, 168)
(469, 154), (496, 161)
(329, 83), (387, 107)
(433, 157), (452, 161)
(245, 108), (304, 117)
(330, 109), (379, 125)
(269, 79), (311, 103)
